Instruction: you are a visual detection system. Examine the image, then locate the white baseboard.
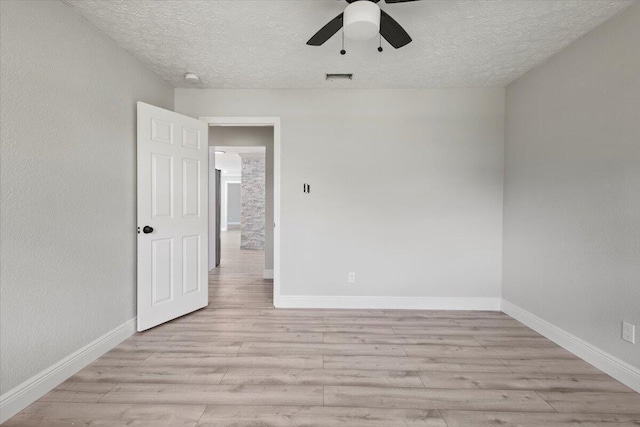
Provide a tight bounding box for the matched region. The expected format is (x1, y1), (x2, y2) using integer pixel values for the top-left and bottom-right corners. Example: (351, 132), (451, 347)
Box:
(263, 270), (274, 280)
(502, 300), (640, 393)
(0, 317), (136, 423)
(275, 295), (501, 310)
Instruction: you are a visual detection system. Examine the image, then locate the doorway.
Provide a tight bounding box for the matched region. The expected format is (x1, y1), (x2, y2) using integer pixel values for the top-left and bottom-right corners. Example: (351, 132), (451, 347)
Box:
(225, 181), (241, 230)
(213, 145), (268, 271)
(203, 117), (281, 306)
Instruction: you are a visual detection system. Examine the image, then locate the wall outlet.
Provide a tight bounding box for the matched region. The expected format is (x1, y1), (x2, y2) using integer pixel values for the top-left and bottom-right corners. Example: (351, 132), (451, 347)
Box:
(622, 322), (635, 344)
(348, 272), (356, 283)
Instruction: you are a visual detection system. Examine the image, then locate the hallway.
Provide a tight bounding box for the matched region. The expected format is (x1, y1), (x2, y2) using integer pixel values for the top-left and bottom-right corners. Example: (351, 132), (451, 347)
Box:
(209, 229), (273, 310)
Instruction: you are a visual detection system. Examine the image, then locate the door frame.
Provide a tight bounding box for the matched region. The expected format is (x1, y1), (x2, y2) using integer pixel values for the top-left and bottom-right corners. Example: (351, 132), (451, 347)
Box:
(223, 180), (241, 231)
(201, 117), (281, 306)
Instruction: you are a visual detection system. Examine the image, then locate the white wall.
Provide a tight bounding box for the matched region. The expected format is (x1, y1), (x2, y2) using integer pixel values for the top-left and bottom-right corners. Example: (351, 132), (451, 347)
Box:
(176, 89), (505, 305)
(0, 0), (173, 396)
(504, 2), (640, 370)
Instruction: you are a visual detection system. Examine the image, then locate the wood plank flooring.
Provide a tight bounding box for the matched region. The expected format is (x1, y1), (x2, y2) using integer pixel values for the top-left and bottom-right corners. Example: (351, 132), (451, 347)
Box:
(3, 230), (639, 426)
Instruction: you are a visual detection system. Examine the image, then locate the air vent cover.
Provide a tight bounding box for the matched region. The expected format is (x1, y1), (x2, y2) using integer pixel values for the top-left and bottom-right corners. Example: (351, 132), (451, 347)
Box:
(326, 73), (353, 80)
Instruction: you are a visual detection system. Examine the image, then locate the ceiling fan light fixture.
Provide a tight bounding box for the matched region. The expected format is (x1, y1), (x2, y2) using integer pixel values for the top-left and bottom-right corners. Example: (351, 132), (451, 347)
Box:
(344, 1), (380, 41)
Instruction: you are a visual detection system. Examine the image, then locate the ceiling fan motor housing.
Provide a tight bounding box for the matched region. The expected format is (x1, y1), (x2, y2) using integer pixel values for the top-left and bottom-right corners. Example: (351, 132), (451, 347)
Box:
(344, 1), (381, 41)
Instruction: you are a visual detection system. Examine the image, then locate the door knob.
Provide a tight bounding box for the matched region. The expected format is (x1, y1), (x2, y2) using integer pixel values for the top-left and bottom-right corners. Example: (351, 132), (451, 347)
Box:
(143, 226), (154, 234)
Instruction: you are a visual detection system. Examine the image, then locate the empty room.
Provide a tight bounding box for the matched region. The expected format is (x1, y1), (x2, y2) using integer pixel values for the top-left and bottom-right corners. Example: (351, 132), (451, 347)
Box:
(0, 0), (638, 426)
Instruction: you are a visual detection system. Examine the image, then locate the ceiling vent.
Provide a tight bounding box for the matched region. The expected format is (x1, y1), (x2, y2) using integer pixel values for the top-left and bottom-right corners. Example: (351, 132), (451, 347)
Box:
(326, 73), (353, 81)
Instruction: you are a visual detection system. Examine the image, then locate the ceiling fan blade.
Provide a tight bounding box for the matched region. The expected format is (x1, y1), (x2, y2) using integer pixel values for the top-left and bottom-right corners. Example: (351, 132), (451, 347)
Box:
(385, 0), (421, 3)
(379, 10), (412, 48)
(307, 13), (344, 46)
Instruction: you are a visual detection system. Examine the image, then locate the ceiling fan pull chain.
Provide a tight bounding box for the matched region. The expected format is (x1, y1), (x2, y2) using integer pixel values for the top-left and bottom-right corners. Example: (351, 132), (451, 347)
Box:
(340, 29), (346, 55)
(378, 33), (383, 52)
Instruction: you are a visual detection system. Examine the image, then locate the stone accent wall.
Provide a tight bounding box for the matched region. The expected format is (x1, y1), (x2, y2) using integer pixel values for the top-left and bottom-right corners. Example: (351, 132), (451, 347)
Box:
(240, 156), (265, 250)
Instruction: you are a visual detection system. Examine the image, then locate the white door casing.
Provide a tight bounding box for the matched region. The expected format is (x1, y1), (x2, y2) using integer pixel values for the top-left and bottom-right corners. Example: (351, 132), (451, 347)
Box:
(137, 102), (208, 331)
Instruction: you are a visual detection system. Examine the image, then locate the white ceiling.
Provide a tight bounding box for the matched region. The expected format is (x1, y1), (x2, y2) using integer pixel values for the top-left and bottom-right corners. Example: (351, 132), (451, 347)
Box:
(64, 0), (634, 89)
(215, 146), (265, 175)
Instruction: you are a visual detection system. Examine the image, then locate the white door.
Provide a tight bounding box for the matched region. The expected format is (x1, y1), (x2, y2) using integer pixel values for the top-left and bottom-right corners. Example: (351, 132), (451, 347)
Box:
(137, 102), (208, 331)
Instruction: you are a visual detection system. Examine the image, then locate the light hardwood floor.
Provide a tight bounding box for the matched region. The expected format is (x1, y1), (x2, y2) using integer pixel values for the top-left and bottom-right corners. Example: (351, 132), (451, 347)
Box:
(4, 230), (639, 426)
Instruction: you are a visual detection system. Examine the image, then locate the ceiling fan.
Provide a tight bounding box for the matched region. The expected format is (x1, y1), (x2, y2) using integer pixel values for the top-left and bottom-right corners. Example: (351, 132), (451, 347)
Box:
(307, 0), (420, 53)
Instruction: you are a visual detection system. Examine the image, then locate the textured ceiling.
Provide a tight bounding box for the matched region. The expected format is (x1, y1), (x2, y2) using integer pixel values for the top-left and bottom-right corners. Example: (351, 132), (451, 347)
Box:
(63, 0), (634, 89)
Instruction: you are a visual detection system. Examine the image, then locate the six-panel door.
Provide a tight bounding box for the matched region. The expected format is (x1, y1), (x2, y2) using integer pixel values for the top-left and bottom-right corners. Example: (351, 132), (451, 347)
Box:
(136, 102), (208, 331)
